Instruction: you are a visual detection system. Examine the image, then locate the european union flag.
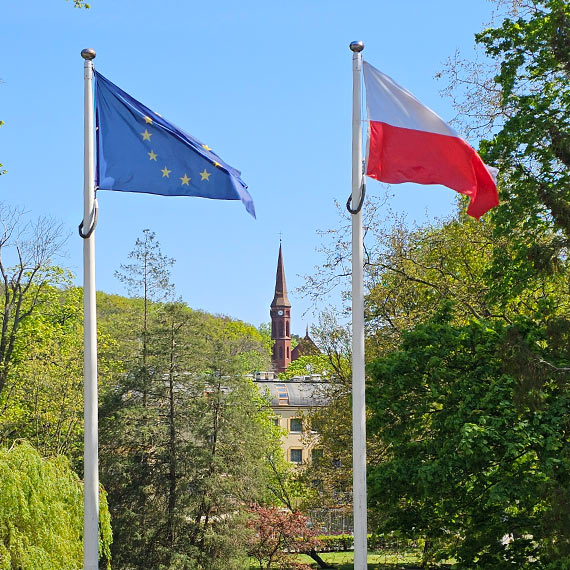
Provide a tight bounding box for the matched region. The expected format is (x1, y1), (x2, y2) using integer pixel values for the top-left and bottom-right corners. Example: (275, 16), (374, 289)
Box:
(94, 71), (255, 217)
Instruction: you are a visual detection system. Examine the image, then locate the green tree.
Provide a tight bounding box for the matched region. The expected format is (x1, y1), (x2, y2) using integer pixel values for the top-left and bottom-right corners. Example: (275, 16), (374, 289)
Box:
(114, 228), (174, 385)
(367, 305), (570, 569)
(0, 282), (119, 465)
(0, 440), (112, 570)
(441, 0), (570, 303)
(101, 309), (277, 569)
(280, 355), (331, 379)
(101, 233), (276, 569)
(0, 206), (66, 394)
(291, 315), (354, 512)
(1, 285), (84, 456)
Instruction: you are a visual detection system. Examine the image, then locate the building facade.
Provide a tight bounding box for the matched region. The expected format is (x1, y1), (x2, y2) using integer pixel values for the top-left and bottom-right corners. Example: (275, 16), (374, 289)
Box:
(254, 372), (328, 465)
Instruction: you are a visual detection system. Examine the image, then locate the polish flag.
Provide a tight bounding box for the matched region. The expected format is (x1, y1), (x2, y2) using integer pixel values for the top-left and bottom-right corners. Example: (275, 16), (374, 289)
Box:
(363, 61), (498, 219)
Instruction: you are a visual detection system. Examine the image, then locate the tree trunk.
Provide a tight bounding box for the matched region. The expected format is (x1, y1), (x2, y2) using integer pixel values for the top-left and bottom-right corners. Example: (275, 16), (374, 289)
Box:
(308, 549), (333, 569)
(166, 327), (177, 548)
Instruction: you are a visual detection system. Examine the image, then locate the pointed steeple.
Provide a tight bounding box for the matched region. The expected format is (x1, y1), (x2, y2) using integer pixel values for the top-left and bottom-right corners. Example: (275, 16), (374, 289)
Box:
(271, 243), (291, 308)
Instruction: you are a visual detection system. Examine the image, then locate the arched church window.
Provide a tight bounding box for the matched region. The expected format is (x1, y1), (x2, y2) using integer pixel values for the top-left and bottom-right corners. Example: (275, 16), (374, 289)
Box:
(286, 321), (290, 337)
(287, 346), (290, 358)
(279, 346), (283, 359)
(280, 321), (285, 337)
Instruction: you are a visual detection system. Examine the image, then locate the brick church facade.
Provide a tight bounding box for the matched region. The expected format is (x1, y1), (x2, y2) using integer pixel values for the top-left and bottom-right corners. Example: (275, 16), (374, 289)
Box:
(270, 244), (319, 373)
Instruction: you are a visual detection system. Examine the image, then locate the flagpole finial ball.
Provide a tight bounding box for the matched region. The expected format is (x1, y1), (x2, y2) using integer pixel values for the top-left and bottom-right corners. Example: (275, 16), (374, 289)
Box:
(349, 41), (364, 53)
(81, 48), (96, 60)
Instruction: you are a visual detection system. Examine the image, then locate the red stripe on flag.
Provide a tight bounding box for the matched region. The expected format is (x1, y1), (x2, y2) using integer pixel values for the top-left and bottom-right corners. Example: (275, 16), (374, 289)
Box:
(366, 121), (498, 219)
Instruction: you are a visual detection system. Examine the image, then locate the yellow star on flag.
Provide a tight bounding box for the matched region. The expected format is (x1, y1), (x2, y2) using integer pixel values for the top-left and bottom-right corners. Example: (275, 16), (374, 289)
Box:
(200, 169), (211, 181)
(148, 150), (158, 161)
(141, 129), (152, 141)
(180, 174), (191, 186)
(213, 161), (221, 168)
(202, 144), (212, 151)
(161, 166), (171, 178)
(144, 116), (153, 124)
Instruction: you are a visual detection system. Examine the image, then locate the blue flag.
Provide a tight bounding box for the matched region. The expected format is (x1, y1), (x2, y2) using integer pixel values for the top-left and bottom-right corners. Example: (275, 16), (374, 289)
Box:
(94, 71), (255, 217)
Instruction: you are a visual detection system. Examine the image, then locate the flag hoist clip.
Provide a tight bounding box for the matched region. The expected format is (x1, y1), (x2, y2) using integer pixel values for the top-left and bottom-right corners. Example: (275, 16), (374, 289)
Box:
(79, 197), (99, 239)
(346, 161), (366, 215)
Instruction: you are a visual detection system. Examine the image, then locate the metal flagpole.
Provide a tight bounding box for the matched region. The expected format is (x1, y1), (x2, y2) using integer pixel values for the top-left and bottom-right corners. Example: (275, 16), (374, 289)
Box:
(80, 47), (99, 570)
(349, 40), (367, 570)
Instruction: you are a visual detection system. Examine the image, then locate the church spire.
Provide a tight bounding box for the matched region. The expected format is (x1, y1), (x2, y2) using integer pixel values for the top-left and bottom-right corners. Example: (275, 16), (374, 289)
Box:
(270, 243), (291, 373)
(271, 243), (291, 308)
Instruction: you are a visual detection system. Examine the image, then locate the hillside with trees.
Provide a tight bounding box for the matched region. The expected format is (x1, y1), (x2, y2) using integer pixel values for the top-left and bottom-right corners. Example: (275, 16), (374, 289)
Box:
(0, 224), (283, 569)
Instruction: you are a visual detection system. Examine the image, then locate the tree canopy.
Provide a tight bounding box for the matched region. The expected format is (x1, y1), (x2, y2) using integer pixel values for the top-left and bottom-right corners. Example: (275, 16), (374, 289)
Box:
(367, 305), (569, 568)
(0, 440), (112, 570)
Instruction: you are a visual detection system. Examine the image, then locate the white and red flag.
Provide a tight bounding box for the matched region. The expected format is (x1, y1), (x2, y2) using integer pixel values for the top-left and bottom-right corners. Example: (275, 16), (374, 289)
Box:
(363, 61), (499, 219)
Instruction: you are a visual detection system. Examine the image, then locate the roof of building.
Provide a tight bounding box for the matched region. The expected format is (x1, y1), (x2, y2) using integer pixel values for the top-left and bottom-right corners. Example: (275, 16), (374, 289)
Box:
(255, 377), (329, 407)
(291, 327), (320, 361)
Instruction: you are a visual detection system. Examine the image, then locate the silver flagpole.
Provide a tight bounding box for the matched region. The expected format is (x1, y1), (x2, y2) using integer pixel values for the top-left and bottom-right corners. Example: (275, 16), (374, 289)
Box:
(81, 47), (99, 570)
(349, 40), (367, 570)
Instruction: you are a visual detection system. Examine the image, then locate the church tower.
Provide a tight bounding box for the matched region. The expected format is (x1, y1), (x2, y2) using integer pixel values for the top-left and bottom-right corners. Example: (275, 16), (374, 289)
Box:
(270, 243), (291, 373)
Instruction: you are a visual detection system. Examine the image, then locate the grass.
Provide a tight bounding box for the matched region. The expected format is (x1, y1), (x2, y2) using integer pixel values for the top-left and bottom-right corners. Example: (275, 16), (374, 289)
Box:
(297, 550), (423, 569)
(249, 548), (454, 569)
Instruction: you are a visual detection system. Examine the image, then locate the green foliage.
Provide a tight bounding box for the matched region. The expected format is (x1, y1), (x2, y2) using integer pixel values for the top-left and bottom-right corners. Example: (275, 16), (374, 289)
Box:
(0, 284), (118, 463)
(100, 233), (276, 569)
(257, 322), (274, 356)
(315, 535), (354, 552)
(301, 4), (570, 570)
(474, 0), (570, 299)
(0, 440), (112, 570)
(367, 309), (570, 569)
(280, 354), (333, 379)
(264, 441), (317, 511)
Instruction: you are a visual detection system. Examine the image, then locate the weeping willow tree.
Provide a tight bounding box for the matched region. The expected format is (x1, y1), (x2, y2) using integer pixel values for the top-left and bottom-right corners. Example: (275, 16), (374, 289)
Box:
(0, 441), (112, 570)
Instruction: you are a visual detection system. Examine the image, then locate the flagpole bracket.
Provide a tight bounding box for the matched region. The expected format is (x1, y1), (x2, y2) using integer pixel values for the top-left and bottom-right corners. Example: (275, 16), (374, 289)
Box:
(346, 182), (366, 215)
(79, 198), (99, 239)
(347, 163), (366, 215)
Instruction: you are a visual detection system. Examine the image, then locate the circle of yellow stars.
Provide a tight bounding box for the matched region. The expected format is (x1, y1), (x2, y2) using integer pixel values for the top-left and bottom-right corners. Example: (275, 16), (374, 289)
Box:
(139, 114), (222, 188)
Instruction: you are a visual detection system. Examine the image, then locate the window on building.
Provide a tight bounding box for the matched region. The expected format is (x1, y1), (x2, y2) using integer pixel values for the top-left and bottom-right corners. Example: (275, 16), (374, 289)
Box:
(290, 449), (302, 463)
(280, 321), (285, 336)
(272, 418), (280, 427)
(286, 346), (290, 358)
(286, 321), (290, 336)
(279, 345), (283, 359)
(276, 384), (289, 406)
(290, 418), (302, 433)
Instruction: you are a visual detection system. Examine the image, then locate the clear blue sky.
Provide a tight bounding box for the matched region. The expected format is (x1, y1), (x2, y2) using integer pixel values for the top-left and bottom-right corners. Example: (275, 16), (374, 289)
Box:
(0, 0), (496, 335)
